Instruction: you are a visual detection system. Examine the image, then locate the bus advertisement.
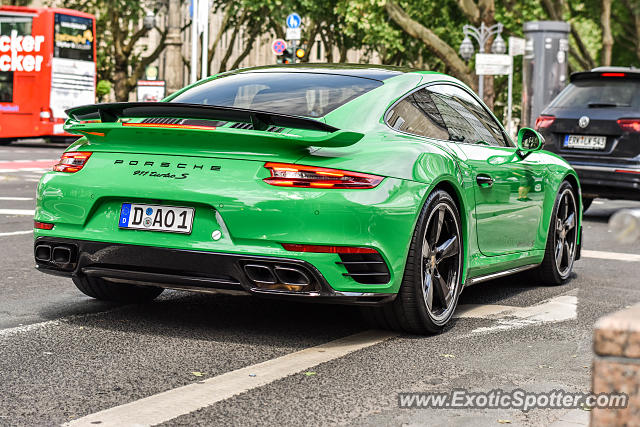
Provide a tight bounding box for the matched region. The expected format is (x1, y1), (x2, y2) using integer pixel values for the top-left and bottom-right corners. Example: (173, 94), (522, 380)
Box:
(0, 5), (96, 143)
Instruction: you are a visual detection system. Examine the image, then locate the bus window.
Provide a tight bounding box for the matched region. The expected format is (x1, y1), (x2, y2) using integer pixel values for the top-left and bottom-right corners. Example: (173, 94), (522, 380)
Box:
(54, 13), (94, 62)
(0, 15), (32, 36)
(0, 71), (12, 102)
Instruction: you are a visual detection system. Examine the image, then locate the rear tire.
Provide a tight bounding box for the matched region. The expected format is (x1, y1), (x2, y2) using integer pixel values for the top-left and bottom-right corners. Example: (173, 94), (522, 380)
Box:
(362, 189), (463, 334)
(534, 181), (579, 285)
(72, 276), (163, 303)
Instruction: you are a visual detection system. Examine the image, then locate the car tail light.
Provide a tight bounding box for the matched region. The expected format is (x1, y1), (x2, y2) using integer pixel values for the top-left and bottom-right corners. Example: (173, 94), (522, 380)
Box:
(281, 243), (378, 254)
(263, 162), (383, 189)
(535, 115), (555, 130)
(39, 107), (53, 122)
(601, 72), (625, 77)
(617, 119), (640, 133)
(53, 152), (92, 173)
(34, 221), (54, 230)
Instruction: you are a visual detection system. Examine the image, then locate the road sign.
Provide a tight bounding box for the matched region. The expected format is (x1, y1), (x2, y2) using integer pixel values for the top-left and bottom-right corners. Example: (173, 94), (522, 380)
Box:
(286, 13), (301, 29)
(475, 53), (512, 75)
(286, 27), (301, 41)
(508, 36), (525, 56)
(271, 39), (287, 55)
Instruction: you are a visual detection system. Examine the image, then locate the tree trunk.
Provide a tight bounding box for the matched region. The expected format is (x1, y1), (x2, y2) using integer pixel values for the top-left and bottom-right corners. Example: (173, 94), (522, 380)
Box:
(113, 69), (131, 102)
(385, 1), (476, 90)
(601, 0), (613, 66)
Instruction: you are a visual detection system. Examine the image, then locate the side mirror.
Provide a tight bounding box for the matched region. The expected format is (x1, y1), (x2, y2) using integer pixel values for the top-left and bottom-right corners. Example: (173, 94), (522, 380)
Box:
(517, 127), (544, 158)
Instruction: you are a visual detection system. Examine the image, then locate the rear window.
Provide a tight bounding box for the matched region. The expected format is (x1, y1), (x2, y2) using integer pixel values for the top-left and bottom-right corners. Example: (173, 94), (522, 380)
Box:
(549, 79), (640, 109)
(171, 72), (382, 117)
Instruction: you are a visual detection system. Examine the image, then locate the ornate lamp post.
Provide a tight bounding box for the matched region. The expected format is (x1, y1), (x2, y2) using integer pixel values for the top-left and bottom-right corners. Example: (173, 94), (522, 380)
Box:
(458, 22), (505, 99)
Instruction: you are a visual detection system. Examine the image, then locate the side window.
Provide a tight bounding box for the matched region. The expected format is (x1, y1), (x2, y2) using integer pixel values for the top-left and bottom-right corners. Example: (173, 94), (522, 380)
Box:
(428, 84), (509, 147)
(0, 72), (12, 103)
(385, 89), (449, 140)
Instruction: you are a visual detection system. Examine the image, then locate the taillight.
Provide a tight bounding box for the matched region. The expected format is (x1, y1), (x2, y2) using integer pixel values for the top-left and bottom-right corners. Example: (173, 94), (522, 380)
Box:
(601, 72), (625, 77)
(535, 115), (555, 130)
(53, 152), (92, 173)
(617, 119), (640, 133)
(281, 243), (378, 254)
(39, 107), (53, 122)
(263, 162), (383, 189)
(34, 221), (54, 230)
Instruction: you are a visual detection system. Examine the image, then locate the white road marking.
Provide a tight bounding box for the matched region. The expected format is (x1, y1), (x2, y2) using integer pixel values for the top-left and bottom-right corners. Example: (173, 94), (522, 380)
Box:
(0, 320), (60, 338)
(461, 294), (578, 335)
(454, 304), (515, 318)
(64, 330), (397, 427)
(0, 230), (32, 237)
(582, 249), (640, 262)
(0, 196), (33, 201)
(0, 209), (35, 216)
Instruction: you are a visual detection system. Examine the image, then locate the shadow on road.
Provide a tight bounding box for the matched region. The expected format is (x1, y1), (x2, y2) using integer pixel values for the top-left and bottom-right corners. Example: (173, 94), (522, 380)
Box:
(34, 270), (577, 342)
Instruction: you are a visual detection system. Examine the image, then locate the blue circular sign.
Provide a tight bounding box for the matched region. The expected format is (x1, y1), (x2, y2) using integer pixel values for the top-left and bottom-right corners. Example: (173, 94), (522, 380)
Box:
(286, 13), (301, 29)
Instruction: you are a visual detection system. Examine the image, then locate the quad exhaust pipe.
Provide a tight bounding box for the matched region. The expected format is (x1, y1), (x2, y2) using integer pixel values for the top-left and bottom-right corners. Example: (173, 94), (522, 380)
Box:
(243, 263), (313, 292)
(34, 242), (77, 271)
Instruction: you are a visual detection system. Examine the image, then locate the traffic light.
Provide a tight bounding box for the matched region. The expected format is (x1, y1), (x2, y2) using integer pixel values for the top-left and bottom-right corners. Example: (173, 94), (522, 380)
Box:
(277, 48), (294, 64)
(295, 47), (305, 59)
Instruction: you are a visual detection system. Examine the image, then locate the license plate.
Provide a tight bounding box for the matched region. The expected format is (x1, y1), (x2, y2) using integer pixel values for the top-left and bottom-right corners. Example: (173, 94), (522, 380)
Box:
(118, 203), (194, 234)
(564, 134), (606, 150)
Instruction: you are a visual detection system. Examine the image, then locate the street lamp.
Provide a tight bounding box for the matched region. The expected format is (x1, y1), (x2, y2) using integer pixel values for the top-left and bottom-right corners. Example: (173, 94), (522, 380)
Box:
(459, 22), (505, 98)
(491, 33), (507, 55)
(143, 11), (156, 30)
(459, 36), (474, 61)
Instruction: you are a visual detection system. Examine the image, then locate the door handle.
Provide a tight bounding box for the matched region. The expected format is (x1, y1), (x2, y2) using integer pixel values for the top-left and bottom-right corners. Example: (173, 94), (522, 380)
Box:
(476, 174), (494, 187)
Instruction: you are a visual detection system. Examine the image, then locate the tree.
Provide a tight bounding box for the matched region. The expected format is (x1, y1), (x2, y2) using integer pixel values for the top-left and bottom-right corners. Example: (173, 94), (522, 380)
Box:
(60, 0), (175, 101)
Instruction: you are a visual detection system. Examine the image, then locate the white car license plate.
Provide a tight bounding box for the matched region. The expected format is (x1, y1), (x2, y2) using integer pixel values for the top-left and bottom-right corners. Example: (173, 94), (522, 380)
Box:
(118, 203), (194, 234)
(564, 134), (606, 150)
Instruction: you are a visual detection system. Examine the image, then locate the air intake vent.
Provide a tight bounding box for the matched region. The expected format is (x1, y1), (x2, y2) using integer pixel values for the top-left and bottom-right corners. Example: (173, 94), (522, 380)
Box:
(231, 122), (253, 130)
(337, 253), (390, 284)
(142, 117), (182, 125)
(230, 122), (285, 133)
(140, 118), (226, 128)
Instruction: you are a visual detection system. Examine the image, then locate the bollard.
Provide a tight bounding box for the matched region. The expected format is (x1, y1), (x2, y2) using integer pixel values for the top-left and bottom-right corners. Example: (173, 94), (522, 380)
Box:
(608, 208), (640, 244)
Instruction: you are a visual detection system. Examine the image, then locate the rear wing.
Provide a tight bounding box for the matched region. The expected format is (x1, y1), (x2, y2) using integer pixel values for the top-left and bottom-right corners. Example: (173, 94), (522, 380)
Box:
(64, 102), (363, 148)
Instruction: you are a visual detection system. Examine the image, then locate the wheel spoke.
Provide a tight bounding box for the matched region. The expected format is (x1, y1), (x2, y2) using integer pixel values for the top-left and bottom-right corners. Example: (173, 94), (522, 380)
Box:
(430, 206), (445, 244)
(436, 236), (458, 263)
(422, 236), (431, 259)
(562, 194), (569, 220)
(564, 212), (575, 231)
(563, 241), (571, 265)
(423, 273), (434, 312)
(434, 271), (452, 309)
(555, 239), (564, 267)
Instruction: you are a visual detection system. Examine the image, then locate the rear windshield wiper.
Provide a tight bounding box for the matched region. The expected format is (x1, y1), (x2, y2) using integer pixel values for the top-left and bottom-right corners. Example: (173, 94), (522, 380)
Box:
(588, 102), (623, 108)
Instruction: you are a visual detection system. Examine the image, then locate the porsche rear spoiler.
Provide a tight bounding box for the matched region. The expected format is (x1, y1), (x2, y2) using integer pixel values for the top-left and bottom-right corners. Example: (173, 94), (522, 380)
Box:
(64, 102), (363, 148)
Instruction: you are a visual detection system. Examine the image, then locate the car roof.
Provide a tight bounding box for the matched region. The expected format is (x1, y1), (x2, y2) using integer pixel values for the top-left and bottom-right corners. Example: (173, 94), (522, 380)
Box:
(219, 64), (432, 82)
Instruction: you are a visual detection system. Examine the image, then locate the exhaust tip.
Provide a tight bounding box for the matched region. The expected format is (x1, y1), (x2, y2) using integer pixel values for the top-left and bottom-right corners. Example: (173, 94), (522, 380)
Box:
(35, 245), (52, 262)
(273, 266), (311, 286)
(52, 246), (72, 265)
(244, 264), (277, 285)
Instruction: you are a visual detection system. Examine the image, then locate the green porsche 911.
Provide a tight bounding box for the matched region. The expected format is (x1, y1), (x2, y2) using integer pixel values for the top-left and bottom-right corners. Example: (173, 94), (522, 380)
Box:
(33, 65), (582, 334)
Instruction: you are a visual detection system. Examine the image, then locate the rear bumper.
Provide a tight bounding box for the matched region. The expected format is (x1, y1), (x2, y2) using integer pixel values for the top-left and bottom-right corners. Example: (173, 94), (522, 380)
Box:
(34, 237), (395, 305)
(571, 164), (640, 200)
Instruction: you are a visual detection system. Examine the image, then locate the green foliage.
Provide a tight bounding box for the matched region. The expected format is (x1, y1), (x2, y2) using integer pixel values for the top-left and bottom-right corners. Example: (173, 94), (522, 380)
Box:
(96, 79), (111, 101)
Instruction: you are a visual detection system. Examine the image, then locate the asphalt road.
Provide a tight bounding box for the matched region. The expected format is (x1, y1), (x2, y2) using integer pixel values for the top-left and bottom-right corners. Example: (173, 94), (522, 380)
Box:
(1, 142), (639, 426)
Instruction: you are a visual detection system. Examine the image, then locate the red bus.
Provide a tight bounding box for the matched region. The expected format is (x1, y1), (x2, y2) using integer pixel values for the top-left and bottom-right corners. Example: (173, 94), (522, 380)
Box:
(0, 5), (96, 143)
